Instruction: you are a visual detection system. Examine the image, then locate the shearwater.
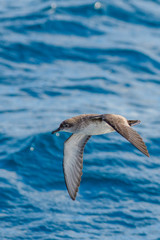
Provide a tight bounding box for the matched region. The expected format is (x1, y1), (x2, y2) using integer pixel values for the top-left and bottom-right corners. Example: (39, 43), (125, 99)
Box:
(52, 114), (149, 200)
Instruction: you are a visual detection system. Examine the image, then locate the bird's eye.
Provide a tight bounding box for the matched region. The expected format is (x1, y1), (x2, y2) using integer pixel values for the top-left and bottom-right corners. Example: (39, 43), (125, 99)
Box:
(64, 124), (70, 128)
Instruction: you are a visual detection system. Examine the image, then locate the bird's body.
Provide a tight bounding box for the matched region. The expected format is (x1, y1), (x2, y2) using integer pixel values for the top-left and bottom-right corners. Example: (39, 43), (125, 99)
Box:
(52, 114), (149, 200)
(79, 120), (114, 135)
(64, 114), (114, 135)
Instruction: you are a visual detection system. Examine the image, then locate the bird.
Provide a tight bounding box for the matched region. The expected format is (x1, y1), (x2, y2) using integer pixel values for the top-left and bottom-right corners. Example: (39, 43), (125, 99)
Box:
(51, 114), (149, 200)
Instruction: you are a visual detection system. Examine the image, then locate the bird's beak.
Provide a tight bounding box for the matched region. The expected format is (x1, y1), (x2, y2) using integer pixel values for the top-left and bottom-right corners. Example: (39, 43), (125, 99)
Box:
(51, 127), (61, 134)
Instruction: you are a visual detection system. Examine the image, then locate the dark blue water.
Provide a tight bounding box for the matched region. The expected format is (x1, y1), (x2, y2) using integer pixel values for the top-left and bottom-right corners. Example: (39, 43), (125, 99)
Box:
(0, 0), (160, 239)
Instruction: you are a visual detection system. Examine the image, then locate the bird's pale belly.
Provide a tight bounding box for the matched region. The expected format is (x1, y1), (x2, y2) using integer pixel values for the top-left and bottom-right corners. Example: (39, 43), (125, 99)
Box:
(78, 122), (114, 135)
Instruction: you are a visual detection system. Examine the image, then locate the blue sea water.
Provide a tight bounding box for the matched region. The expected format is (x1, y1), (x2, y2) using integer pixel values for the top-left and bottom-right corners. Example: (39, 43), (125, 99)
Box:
(0, 0), (160, 239)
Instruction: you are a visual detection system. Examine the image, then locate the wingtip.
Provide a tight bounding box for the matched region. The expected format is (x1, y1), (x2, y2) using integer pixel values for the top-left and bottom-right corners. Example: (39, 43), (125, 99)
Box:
(70, 193), (77, 201)
(67, 184), (78, 201)
(146, 152), (150, 158)
(143, 143), (150, 157)
(143, 148), (150, 157)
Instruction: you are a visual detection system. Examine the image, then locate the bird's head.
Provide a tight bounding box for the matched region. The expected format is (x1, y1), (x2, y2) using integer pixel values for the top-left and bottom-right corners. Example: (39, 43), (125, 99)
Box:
(52, 119), (74, 134)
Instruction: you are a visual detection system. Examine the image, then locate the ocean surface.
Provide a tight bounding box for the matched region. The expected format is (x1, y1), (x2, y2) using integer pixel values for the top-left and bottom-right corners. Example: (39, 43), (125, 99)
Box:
(0, 0), (160, 239)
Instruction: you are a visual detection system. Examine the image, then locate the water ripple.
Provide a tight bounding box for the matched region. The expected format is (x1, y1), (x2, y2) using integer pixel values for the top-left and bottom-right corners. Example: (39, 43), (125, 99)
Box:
(0, 0), (160, 239)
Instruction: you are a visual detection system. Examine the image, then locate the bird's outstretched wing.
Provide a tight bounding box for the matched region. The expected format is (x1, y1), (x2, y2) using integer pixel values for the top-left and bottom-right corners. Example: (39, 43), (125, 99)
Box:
(63, 133), (91, 200)
(102, 114), (149, 157)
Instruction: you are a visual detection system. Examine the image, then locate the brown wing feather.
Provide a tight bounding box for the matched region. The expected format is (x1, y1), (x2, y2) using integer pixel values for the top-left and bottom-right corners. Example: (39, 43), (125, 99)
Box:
(63, 134), (91, 200)
(103, 114), (149, 157)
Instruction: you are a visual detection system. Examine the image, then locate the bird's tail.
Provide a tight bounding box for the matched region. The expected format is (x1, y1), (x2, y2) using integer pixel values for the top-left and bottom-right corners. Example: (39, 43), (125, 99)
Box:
(128, 120), (141, 126)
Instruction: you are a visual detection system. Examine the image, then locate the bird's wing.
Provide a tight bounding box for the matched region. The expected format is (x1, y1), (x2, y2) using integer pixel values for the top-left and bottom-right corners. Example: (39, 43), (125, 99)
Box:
(63, 133), (91, 200)
(102, 114), (149, 157)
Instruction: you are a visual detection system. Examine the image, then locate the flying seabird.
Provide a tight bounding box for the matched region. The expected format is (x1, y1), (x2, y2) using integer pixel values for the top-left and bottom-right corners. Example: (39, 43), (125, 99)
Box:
(52, 114), (149, 200)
